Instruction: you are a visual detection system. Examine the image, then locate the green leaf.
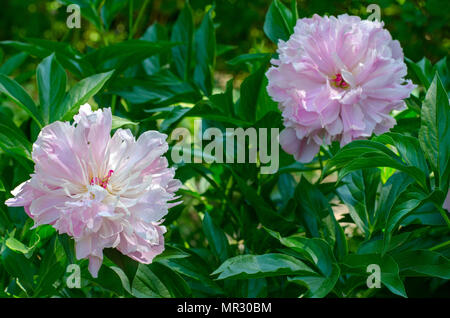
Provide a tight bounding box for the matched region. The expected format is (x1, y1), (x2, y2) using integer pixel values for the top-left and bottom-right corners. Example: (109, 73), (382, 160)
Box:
(216, 44), (236, 56)
(104, 248), (138, 285)
(111, 115), (138, 130)
(37, 53), (67, 124)
(294, 178), (345, 253)
(357, 232), (411, 255)
(58, 234), (76, 264)
(100, 0), (129, 30)
(209, 78), (234, 117)
(418, 73), (450, 188)
(0, 74), (44, 127)
(0, 111), (33, 163)
(151, 100), (252, 134)
(256, 76), (279, 121)
(288, 263), (340, 298)
(1, 246), (37, 293)
(4, 237), (27, 253)
(95, 265), (131, 296)
(230, 169), (296, 233)
(212, 253), (315, 280)
(374, 172), (415, 233)
(290, 0), (299, 25)
(323, 140), (428, 190)
(263, 0), (293, 44)
(153, 245), (190, 262)
(393, 250), (450, 279)
(1, 39), (93, 78)
(193, 9), (216, 95)
(5, 237), (39, 257)
(156, 106), (191, 132)
(59, 0), (103, 31)
(266, 230), (336, 274)
(141, 23), (169, 76)
(187, 105), (251, 126)
(238, 278), (268, 297)
(202, 212), (230, 263)
(53, 70), (114, 122)
(341, 253), (407, 297)
(384, 189), (430, 235)
(111, 70), (198, 106)
(34, 235), (67, 297)
(336, 168), (381, 236)
(170, 2), (194, 80)
(158, 253), (224, 296)
(265, 229), (341, 297)
(404, 94), (422, 113)
(226, 53), (271, 67)
(406, 57), (433, 89)
(84, 40), (176, 74)
(150, 262), (191, 297)
(110, 266), (133, 295)
(131, 264), (162, 298)
(405, 56), (449, 90)
(0, 52), (28, 75)
(235, 58), (276, 122)
(434, 56), (449, 89)
(132, 263), (190, 298)
(277, 173), (296, 203)
(374, 132), (429, 177)
(146, 95), (251, 131)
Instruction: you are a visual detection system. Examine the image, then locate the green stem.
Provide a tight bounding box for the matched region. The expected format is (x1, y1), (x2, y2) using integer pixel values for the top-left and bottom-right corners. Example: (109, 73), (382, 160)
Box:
(429, 239), (450, 251)
(111, 94), (117, 115)
(318, 151), (324, 172)
(98, 17), (109, 46)
(131, 0), (151, 38)
(61, 28), (73, 42)
(435, 169), (440, 188)
(97, 0), (109, 46)
(121, 98), (130, 112)
(193, 166), (240, 225)
(128, 0), (134, 40)
(291, 0), (298, 25)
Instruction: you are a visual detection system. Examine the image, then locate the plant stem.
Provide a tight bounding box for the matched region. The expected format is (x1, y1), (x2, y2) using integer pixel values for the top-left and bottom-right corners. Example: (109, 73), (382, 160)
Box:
(291, 0), (298, 25)
(111, 94), (117, 114)
(61, 28), (73, 42)
(128, 0), (134, 40)
(131, 0), (151, 39)
(429, 239), (450, 251)
(97, 0), (109, 46)
(318, 151), (324, 171)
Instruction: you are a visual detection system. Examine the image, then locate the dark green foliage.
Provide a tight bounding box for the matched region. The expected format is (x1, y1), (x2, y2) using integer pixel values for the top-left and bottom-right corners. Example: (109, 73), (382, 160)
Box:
(0, 0), (448, 298)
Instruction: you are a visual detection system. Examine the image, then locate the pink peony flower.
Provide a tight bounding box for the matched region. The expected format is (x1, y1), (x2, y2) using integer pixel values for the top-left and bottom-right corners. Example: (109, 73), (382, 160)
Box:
(266, 14), (416, 162)
(5, 104), (181, 277)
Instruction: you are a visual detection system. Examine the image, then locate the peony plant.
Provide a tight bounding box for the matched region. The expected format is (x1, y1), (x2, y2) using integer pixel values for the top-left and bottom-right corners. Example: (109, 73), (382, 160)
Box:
(266, 14), (415, 162)
(5, 104), (180, 277)
(0, 0), (448, 299)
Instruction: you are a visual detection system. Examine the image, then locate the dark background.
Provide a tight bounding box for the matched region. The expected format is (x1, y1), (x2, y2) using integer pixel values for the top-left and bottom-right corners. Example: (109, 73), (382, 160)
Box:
(0, 0), (448, 67)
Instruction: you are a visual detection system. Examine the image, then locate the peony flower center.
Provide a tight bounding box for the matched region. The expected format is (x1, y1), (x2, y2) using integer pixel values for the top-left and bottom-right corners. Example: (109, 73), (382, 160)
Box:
(90, 170), (114, 189)
(330, 73), (349, 89)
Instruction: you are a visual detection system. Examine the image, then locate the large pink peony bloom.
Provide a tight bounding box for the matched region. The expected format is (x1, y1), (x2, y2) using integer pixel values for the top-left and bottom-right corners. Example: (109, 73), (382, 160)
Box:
(266, 14), (416, 162)
(5, 104), (181, 277)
